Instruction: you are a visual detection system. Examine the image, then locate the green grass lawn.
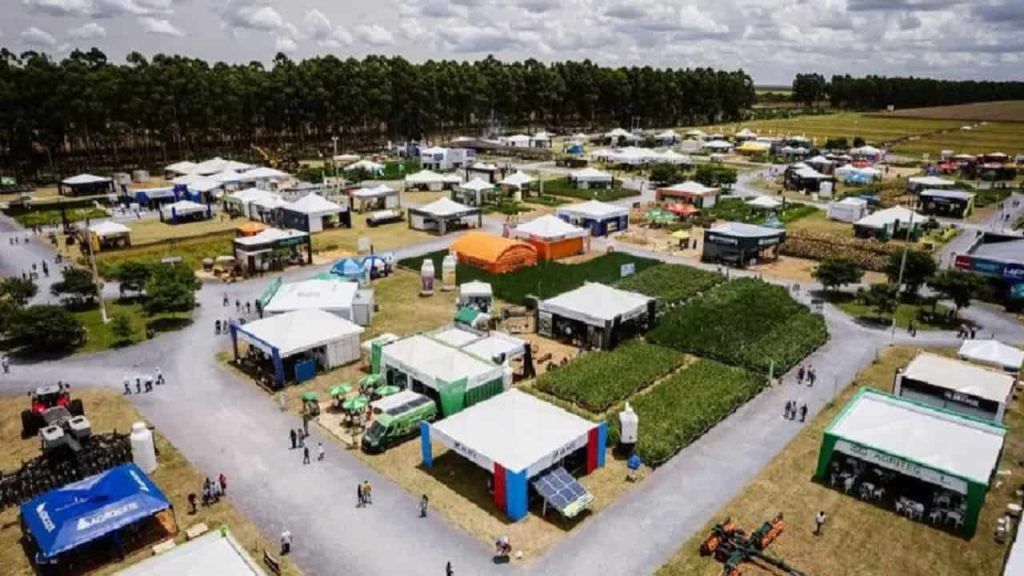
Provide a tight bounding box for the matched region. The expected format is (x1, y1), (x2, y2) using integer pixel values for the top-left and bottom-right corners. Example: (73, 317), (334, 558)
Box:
(72, 300), (192, 353)
(706, 197), (819, 225)
(541, 176), (639, 202)
(10, 207), (108, 227)
(93, 232), (234, 277)
(828, 292), (956, 331)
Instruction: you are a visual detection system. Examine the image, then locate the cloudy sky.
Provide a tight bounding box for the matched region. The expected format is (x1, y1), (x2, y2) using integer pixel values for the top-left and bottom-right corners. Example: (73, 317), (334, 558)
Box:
(3, 0), (1022, 84)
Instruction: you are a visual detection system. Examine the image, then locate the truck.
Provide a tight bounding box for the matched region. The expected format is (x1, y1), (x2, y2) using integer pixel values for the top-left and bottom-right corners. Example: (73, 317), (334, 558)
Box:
(361, 391), (437, 453)
(21, 385), (84, 438)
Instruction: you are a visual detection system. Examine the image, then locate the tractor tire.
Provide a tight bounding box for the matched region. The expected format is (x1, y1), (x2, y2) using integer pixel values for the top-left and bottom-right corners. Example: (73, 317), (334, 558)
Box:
(69, 399), (85, 417)
(21, 410), (40, 438)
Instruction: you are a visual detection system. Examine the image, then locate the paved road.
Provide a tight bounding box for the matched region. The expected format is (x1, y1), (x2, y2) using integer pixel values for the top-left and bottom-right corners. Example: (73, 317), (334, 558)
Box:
(937, 192), (1023, 269)
(2, 210), (1022, 575)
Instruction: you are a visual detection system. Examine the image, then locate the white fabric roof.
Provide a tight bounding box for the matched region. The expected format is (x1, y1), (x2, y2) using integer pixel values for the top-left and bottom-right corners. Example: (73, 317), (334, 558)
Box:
(458, 178), (495, 193)
(834, 197), (868, 207)
(62, 173), (110, 185)
(855, 206), (925, 229)
(431, 325), (485, 348)
(352, 184), (398, 199)
(920, 188), (974, 201)
(656, 129), (680, 140)
(513, 214), (587, 241)
(233, 227), (308, 247)
(903, 352), (1015, 404)
(661, 181), (719, 196)
(460, 280), (492, 297)
(829, 390), (1005, 484)
(244, 166), (290, 180)
(164, 161), (197, 175)
(345, 159), (385, 173)
(851, 145), (883, 156)
(959, 340), (1024, 372)
(405, 169), (446, 184)
(184, 177), (222, 193)
(657, 150), (692, 164)
(162, 200), (206, 215)
(229, 187), (280, 204)
(540, 282), (653, 325)
(210, 170), (250, 184)
(1005, 516), (1024, 576)
(605, 128), (637, 139)
(735, 128), (757, 138)
(557, 200), (627, 220)
(117, 532), (263, 576)
(704, 140), (733, 150)
(462, 333), (527, 363)
(746, 196), (783, 209)
(237, 309), (363, 357)
(909, 176), (955, 188)
(89, 221), (131, 237)
(264, 278), (358, 315)
(470, 162), (499, 171)
(431, 389), (596, 475)
(191, 157), (251, 176)
(709, 221), (786, 239)
(498, 171), (535, 187)
(570, 167), (613, 182)
(414, 197), (476, 217)
(284, 193), (344, 216)
(382, 334), (501, 387)
(503, 134), (531, 143)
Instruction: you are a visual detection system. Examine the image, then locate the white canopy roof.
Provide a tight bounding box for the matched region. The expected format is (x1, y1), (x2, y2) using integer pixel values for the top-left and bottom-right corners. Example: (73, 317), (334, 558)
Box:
(959, 340), (1024, 372)
(352, 184), (398, 199)
(462, 332), (528, 363)
(903, 352), (1015, 404)
(265, 278), (358, 315)
(746, 196), (783, 210)
(557, 200), (628, 220)
(503, 134), (531, 144)
(244, 166), (290, 180)
(704, 140), (733, 150)
(229, 187), (281, 204)
(909, 176), (955, 188)
(118, 531), (262, 576)
(684, 129), (706, 138)
(605, 128), (639, 140)
(855, 206), (925, 229)
(414, 197), (477, 217)
(164, 161), (197, 175)
(284, 193), (344, 216)
(657, 149), (692, 164)
(531, 131), (551, 141)
(233, 227), (308, 247)
(498, 171), (535, 188)
(405, 169), (446, 185)
(660, 181), (718, 196)
(458, 178), (495, 193)
(381, 333), (501, 388)
(210, 170), (249, 184)
(161, 200), (207, 216)
(829, 390), (1005, 485)
(655, 129), (680, 140)
(570, 167), (613, 183)
(431, 325), (484, 348)
(188, 177), (223, 194)
(344, 159), (385, 173)
(850, 145), (883, 156)
(460, 280), (493, 297)
(430, 389), (596, 475)
(735, 128), (757, 138)
(191, 157), (251, 176)
(470, 162), (499, 171)
(88, 221), (131, 237)
(420, 146), (448, 156)
(540, 282), (653, 326)
(62, 173), (110, 186)
(236, 309), (363, 357)
(709, 221), (786, 239)
(513, 214), (587, 241)
(806, 155), (834, 165)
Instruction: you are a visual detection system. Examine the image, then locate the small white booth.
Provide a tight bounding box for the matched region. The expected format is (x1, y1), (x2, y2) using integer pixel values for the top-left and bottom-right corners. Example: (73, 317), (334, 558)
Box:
(408, 198), (482, 235)
(538, 282), (655, 350)
(827, 197), (869, 223)
(568, 167), (613, 189)
(894, 352), (1015, 422)
(263, 277), (374, 326)
(352, 184), (400, 213)
(959, 340), (1024, 373)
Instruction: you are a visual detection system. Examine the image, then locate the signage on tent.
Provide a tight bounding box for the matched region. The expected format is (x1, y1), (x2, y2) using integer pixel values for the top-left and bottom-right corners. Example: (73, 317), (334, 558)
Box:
(76, 502), (140, 532)
(835, 440), (967, 494)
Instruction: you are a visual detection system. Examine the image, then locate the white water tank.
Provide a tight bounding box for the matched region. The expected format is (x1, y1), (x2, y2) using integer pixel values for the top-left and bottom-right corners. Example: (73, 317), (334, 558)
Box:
(619, 402), (639, 445)
(420, 259), (435, 296)
(130, 421), (157, 473)
(441, 254), (457, 292)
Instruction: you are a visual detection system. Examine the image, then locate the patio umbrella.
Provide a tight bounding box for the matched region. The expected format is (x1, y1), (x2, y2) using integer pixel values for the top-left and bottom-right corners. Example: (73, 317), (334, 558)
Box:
(670, 229), (691, 240)
(360, 374), (383, 388)
(330, 384), (352, 397)
(301, 391), (318, 402)
(342, 396), (369, 412)
(376, 385), (400, 397)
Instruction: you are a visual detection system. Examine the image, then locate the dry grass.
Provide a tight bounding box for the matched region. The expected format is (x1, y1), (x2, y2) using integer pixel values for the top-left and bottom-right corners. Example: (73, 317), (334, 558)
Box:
(876, 101), (1024, 123)
(0, 389), (301, 576)
(785, 211), (853, 238)
(125, 215), (247, 245)
(657, 345), (1021, 576)
(310, 212), (435, 263)
(748, 255), (886, 284)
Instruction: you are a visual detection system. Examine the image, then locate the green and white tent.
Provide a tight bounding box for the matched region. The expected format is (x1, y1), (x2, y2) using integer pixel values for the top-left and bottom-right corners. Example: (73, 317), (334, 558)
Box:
(816, 388), (1006, 536)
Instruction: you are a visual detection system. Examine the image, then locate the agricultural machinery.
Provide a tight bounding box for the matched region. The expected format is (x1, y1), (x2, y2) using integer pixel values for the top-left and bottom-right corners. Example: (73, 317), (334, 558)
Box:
(20, 385), (91, 453)
(700, 514), (807, 576)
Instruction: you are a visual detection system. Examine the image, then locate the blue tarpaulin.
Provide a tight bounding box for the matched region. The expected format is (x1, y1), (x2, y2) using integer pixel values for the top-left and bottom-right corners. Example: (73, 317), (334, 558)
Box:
(21, 463), (171, 559)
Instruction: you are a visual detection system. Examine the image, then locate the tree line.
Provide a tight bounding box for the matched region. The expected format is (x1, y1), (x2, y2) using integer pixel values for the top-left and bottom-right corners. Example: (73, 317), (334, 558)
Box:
(0, 48), (755, 177)
(792, 72), (1024, 109)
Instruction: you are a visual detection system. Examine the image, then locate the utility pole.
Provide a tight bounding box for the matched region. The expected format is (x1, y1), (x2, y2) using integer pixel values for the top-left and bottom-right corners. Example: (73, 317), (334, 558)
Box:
(81, 232), (108, 324)
(890, 206), (915, 342)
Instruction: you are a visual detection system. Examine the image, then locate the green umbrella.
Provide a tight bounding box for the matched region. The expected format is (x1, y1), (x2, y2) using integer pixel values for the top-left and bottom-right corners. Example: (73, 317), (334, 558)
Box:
(301, 391), (318, 401)
(330, 384), (352, 397)
(342, 396), (369, 412)
(376, 385), (400, 397)
(360, 374), (383, 388)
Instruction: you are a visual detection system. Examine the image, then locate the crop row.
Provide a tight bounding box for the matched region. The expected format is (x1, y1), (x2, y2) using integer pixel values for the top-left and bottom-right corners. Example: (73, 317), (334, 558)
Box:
(779, 230), (900, 271)
(615, 264), (724, 307)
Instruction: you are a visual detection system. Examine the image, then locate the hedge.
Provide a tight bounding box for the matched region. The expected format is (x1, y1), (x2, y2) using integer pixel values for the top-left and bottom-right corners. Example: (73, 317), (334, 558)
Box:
(607, 359), (765, 466)
(540, 177), (639, 202)
(647, 278), (827, 374)
(615, 264), (724, 307)
(535, 341), (685, 413)
(399, 251), (661, 305)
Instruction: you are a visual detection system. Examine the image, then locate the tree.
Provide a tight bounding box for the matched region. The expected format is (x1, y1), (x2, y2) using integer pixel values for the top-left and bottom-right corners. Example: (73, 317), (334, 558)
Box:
(886, 250), (937, 297)
(0, 277), (38, 306)
(694, 164), (738, 189)
(813, 258), (865, 292)
(109, 312), (134, 344)
(929, 270), (985, 317)
(9, 305), (85, 352)
(791, 73), (828, 107)
(859, 283), (899, 320)
(823, 137), (848, 150)
(144, 264), (200, 314)
(649, 163), (681, 185)
(50, 268), (98, 306)
(852, 136), (866, 148)
(116, 261), (152, 296)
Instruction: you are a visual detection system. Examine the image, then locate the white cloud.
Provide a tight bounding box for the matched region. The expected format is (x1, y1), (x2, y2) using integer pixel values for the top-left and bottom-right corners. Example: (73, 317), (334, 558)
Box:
(139, 16), (184, 37)
(275, 35), (297, 53)
(354, 24), (395, 46)
(21, 26), (57, 47)
(68, 22), (106, 39)
(304, 9), (352, 47)
(22, 0), (169, 18)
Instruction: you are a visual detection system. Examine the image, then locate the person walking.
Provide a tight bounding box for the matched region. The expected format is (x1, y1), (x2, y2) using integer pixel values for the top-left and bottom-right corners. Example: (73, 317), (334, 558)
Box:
(223, 293), (229, 307)
(797, 365), (805, 383)
(123, 378), (131, 395)
(317, 441), (325, 461)
(808, 367), (816, 387)
(362, 480), (372, 505)
(188, 493), (197, 514)
(303, 445), (310, 465)
(800, 403), (808, 422)
(814, 511), (827, 535)
(155, 367), (164, 385)
(135, 377), (142, 395)
(280, 529), (292, 555)
(144, 374), (153, 393)
(279, 393), (287, 412)
(357, 483), (365, 508)
(289, 429), (297, 450)
(783, 400), (791, 419)
(1, 355), (8, 374)
(446, 561), (453, 576)
(218, 473), (228, 495)
(420, 494), (429, 518)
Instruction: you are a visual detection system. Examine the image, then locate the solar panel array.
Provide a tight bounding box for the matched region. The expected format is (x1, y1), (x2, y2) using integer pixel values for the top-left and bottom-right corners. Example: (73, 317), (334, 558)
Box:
(532, 467), (589, 512)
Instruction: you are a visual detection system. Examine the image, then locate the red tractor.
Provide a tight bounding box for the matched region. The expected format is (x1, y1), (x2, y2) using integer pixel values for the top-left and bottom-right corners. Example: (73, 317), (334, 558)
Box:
(21, 385), (84, 438)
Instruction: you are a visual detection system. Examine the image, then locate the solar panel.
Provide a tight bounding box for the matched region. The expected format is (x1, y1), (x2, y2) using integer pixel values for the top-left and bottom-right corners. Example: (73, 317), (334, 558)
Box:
(531, 466), (594, 518)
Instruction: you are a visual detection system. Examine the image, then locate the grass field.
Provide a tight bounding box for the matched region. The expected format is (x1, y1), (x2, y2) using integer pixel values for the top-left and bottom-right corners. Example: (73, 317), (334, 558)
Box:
(657, 345), (1020, 576)
(126, 215), (245, 245)
(94, 232), (234, 277)
(0, 389), (301, 576)
(828, 292), (956, 331)
(875, 101), (1024, 122)
(72, 300), (192, 353)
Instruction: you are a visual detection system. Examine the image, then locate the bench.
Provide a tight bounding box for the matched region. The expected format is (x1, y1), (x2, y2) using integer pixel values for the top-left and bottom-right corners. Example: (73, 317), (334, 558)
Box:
(185, 522), (209, 540)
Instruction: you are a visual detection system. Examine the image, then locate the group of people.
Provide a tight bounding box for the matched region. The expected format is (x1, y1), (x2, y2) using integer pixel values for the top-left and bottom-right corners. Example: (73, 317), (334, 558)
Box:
(122, 369), (165, 394)
(216, 293), (262, 335)
(957, 325), (978, 340)
(356, 480), (373, 507)
(796, 364), (817, 386)
(188, 473), (228, 514)
(289, 428), (325, 465)
(784, 400), (808, 422)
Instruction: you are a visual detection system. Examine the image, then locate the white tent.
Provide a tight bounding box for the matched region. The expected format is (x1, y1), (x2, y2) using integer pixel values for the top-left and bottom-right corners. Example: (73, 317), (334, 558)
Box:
(285, 193), (343, 217)
(228, 187), (282, 218)
(431, 325), (485, 348)
(233, 227), (307, 248)
(746, 196), (783, 210)
(854, 206), (925, 231)
(704, 140), (733, 151)
(235, 309), (363, 368)
(380, 333), (503, 390)
(462, 332), (528, 364)
(264, 278), (359, 318)
(62, 174), (111, 186)
(460, 280), (492, 298)
(210, 170), (250, 185)
(344, 159), (385, 175)
(513, 214), (587, 241)
(850, 145), (883, 159)
(655, 129), (680, 143)
(417, 197), (474, 218)
(244, 166), (291, 181)
(569, 167), (613, 185)
(161, 200), (207, 219)
(455, 178), (496, 206)
(351, 184), (399, 211)
(405, 169), (445, 185)
(679, 139), (704, 153)
(605, 128), (640, 142)
(88, 221), (131, 238)
(959, 340), (1024, 373)
(497, 171), (535, 189)
(557, 200), (627, 220)
(118, 531), (263, 576)
(164, 161), (197, 176)
(735, 128), (757, 139)
(540, 282), (653, 326)
(896, 352), (1015, 421)
(827, 197), (869, 223)
(501, 134), (531, 147)
(657, 149), (693, 165)
(909, 176), (956, 189)
(191, 157), (252, 176)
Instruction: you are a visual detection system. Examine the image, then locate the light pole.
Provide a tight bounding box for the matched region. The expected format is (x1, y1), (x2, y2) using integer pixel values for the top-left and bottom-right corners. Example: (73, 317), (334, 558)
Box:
(890, 205), (916, 342)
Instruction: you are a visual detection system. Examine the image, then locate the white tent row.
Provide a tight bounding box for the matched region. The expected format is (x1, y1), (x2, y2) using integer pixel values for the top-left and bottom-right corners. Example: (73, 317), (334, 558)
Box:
(588, 147), (691, 166)
(62, 173), (111, 186)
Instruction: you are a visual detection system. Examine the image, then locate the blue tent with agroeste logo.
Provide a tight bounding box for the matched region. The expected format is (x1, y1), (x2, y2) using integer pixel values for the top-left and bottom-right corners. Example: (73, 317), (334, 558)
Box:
(21, 463), (171, 559)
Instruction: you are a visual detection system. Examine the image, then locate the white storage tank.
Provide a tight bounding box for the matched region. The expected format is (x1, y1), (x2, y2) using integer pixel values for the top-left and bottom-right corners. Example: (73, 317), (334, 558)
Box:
(130, 421), (158, 473)
(441, 253), (457, 292)
(420, 259), (435, 296)
(618, 402), (638, 450)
